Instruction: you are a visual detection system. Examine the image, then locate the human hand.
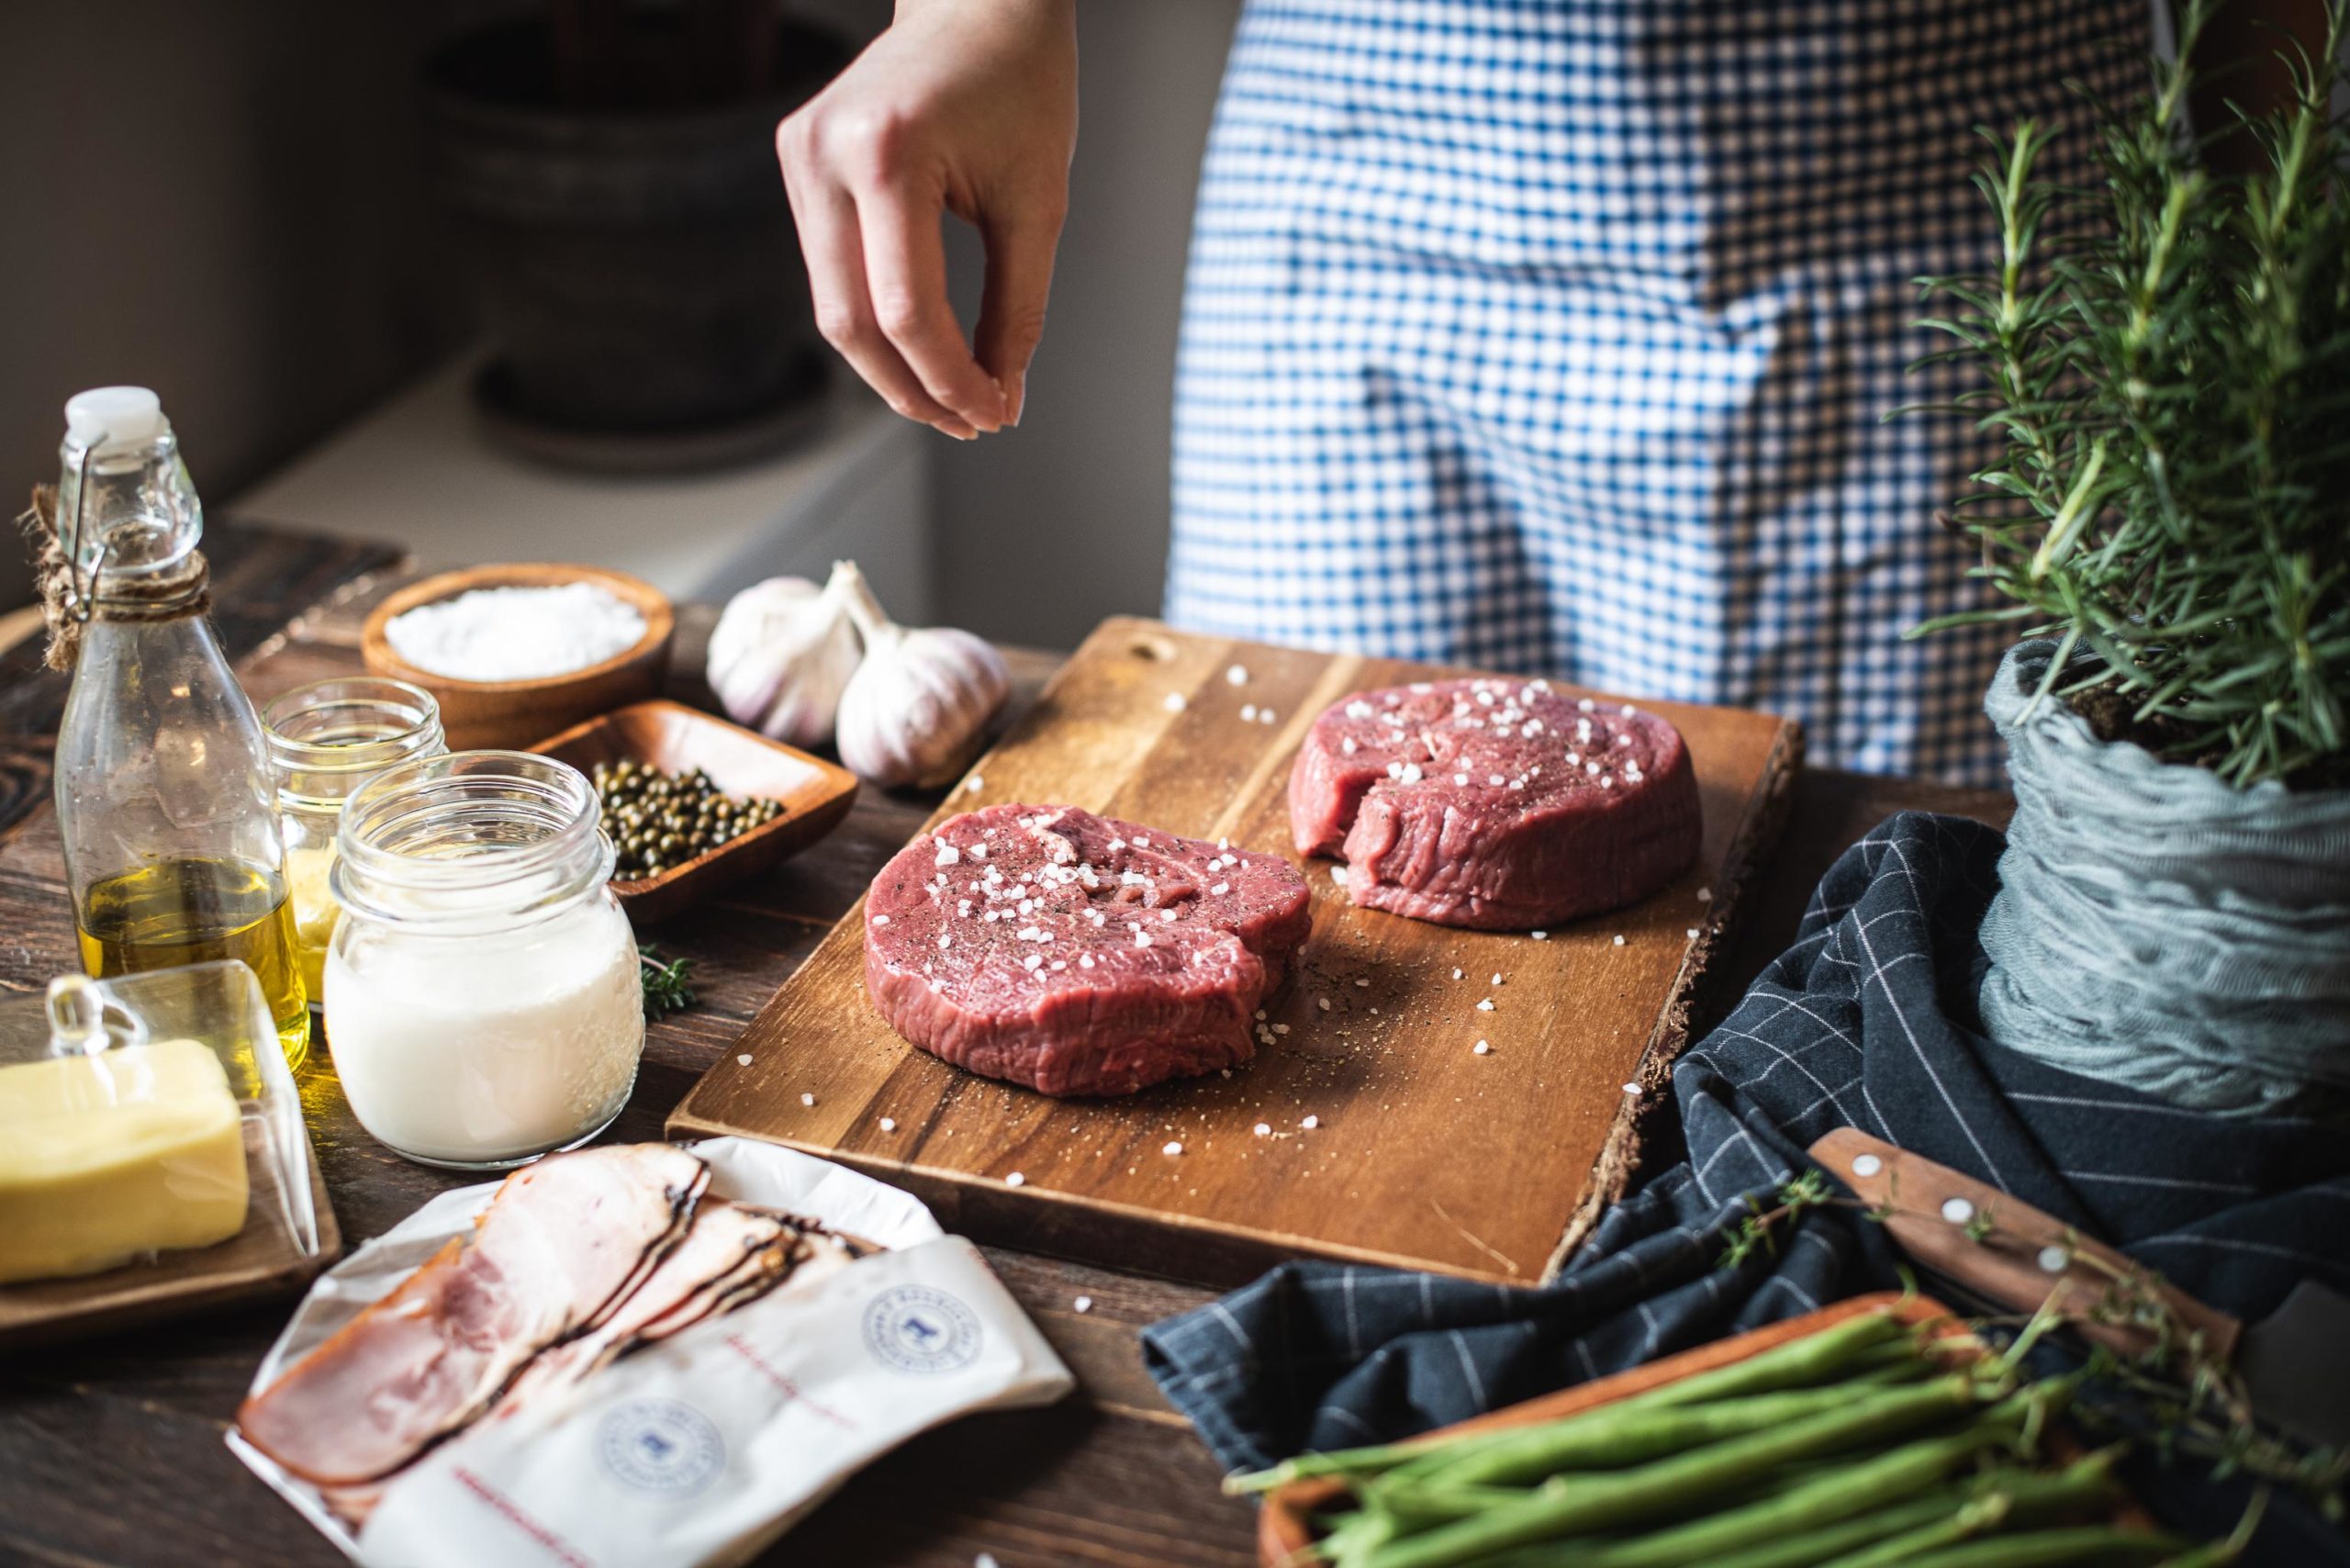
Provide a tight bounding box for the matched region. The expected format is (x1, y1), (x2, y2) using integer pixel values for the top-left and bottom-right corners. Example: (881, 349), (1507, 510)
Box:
(777, 0), (1077, 437)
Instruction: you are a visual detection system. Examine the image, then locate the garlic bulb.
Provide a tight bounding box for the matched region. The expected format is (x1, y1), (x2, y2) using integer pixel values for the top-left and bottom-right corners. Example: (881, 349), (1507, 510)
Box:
(705, 573), (861, 748)
(832, 561), (1010, 789)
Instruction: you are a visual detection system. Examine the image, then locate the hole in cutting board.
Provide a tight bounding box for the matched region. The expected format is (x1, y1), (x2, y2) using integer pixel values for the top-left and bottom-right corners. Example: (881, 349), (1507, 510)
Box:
(1127, 633), (1178, 663)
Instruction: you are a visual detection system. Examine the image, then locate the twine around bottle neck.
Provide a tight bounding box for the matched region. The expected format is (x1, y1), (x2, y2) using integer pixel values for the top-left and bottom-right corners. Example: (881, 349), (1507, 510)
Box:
(18, 485), (212, 672)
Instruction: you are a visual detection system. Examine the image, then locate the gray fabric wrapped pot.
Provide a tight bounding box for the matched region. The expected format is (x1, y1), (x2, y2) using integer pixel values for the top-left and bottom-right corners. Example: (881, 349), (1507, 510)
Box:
(1980, 640), (2350, 1114)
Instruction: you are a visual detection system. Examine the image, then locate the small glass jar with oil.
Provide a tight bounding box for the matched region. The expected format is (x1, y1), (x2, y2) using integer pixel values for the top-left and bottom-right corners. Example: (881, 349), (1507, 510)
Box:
(50, 388), (310, 1069)
(262, 678), (445, 1006)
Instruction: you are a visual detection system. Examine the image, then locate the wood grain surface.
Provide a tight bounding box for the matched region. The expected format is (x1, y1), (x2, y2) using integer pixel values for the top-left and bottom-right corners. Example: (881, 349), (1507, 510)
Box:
(673, 619), (1802, 1286)
(0, 522), (2010, 1568)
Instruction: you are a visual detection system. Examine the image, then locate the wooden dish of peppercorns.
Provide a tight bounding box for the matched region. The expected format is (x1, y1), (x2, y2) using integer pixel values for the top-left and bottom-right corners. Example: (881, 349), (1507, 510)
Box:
(531, 699), (859, 924)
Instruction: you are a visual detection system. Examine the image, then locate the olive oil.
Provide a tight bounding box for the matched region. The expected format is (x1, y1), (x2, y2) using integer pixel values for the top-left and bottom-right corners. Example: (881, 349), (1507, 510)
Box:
(75, 857), (310, 1070)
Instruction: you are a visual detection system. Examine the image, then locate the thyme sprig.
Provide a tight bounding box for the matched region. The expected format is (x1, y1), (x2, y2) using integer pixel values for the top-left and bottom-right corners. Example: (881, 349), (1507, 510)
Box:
(639, 945), (699, 1022)
(1719, 1172), (2346, 1512)
(1909, 0), (2350, 787)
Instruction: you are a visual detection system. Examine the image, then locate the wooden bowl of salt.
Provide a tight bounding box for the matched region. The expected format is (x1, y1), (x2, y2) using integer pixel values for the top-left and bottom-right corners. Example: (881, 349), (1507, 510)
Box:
(362, 564), (674, 751)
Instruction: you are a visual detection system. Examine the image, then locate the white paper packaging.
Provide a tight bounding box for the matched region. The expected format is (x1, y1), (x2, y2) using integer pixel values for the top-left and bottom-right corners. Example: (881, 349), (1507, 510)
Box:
(229, 1138), (1075, 1567)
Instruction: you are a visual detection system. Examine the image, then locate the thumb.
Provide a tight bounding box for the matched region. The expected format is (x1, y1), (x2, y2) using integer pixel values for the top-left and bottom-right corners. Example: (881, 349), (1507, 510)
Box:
(974, 197), (1065, 427)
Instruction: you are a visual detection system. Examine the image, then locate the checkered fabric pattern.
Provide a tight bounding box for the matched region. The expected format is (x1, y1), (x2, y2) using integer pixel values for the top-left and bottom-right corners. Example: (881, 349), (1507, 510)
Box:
(1166, 0), (2145, 785)
(1141, 813), (2350, 1491)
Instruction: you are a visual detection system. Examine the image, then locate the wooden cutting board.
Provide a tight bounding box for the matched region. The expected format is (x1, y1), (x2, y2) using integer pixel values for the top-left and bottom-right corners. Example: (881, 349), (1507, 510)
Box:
(670, 619), (1801, 1285)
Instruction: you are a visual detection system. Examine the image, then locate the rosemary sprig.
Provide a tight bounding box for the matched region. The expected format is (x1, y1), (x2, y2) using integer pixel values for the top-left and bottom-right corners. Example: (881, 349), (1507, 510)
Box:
(1910, 0), (2350, 787)
(639, 945), (699, 1022)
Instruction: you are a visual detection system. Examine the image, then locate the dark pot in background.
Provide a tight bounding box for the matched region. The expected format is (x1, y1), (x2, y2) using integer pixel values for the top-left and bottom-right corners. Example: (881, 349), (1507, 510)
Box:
(421, 12), (847, 457)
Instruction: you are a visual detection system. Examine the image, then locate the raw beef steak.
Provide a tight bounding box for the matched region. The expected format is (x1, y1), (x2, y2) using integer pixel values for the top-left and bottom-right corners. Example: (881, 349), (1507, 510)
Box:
(1289, 678), (1701, 929)
(864, 803), (1313, 1096)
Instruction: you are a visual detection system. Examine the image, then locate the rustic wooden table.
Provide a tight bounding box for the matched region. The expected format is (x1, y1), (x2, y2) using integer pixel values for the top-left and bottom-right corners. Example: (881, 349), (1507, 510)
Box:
(0, 523), (2011, 1568)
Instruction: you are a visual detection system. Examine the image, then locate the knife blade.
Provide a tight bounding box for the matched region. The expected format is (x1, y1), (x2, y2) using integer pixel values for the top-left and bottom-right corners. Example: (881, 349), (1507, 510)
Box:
(1810, 1127), (2350, 1450)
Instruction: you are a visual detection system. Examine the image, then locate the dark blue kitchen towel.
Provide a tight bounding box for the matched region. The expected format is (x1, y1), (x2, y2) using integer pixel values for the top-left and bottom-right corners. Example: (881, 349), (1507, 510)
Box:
(1142, 812), (2350, 1544)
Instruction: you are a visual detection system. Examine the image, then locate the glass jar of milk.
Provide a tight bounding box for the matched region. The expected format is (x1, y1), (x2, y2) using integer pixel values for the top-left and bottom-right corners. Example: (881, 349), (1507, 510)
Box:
(326, 751), (643, 1169)
(262, 678), (445, 1009)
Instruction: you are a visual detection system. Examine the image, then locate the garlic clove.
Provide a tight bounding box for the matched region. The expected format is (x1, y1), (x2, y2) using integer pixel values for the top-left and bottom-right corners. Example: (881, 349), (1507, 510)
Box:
(830, 562), (1011, 790)
(705, 574), (862, 748)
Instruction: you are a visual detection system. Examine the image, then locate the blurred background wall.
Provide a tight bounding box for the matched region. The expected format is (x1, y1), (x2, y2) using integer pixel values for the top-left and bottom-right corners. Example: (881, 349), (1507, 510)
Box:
(0, 0), (1239, 647)
(936, 0), (1240, 647)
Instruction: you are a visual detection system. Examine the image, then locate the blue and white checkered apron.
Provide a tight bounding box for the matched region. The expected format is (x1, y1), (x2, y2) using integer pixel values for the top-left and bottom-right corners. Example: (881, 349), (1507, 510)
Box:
(1166, 0), (2144, 784)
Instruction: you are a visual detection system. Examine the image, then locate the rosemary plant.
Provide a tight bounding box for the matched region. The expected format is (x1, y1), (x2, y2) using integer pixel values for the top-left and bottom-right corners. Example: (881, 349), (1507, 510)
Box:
(1911, 0), (2350, 787)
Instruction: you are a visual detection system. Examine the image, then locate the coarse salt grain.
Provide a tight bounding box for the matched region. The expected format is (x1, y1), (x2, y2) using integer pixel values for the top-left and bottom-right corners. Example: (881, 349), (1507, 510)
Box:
(1532, 930), (1548, 940)
(879, 1116), (897, 1131)
(1005, 1171), (1025, 1187)
(1241, 703), (1258, 722)
(1477, 998), (1494, 1012)
(1226, 665), (1248, 686)
(966, 774), (983, 792)
(1687, 928), (1701, 939)
(1163, 1140), (1183, 1156)
(872, 914), (890, 925)
(800, 1092), (816, 1106)
(1254, 1122), (1271, 1136)
(1355, 978), (1371, 988)
(1164, 691), (1187, 712)
(385, 581), (647, 682)
(1473, 1040), (1491, 1055)
(1612, 935), (1626, 946)
(1697, 887), (1714, 902)
(1073, 1296), (1092, 1314)
(736, 1053), (752, 1066)
(1301, 1115), (1320, 1130)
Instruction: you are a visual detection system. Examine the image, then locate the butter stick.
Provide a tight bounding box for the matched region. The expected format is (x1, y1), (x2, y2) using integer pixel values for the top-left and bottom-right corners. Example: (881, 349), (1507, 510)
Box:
(0, 1037), (250, 1284)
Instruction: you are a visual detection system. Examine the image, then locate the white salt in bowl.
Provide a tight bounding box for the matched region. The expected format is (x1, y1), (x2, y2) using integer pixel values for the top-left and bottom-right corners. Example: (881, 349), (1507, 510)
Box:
(362, 564), (674, 751)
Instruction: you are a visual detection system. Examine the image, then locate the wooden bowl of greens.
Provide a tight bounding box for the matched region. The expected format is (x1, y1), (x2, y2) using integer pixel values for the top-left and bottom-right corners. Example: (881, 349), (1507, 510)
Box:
(1249, 1293), (2160, 1567)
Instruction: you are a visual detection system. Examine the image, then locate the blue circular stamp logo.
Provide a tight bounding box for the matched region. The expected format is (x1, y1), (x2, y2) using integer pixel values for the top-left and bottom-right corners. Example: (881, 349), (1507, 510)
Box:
(861, 1284), (983, 1375)
(595, 1399), (724, 1498)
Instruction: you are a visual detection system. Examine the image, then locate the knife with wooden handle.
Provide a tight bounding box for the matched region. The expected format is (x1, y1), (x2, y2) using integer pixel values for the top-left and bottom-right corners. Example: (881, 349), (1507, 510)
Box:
(1808, 1126), (2350, 1450)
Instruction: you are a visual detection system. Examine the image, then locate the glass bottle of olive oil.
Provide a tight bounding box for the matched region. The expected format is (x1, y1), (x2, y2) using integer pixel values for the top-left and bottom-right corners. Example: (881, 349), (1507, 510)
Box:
(51, 388), (308, 1068)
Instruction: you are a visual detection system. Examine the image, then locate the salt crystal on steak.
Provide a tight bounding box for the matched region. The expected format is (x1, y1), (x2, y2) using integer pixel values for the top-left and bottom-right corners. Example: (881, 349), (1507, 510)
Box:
(865, 804), (1312, 1096)
(1288, 678), (1701, 930)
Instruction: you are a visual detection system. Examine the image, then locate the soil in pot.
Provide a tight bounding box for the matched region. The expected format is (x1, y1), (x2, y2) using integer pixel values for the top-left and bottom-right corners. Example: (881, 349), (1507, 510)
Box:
(2067, 678), (2350, 792)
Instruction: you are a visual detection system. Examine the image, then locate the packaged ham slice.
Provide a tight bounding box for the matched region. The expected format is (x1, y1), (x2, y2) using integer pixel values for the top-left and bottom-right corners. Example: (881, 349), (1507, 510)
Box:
(229, 1138), (1073, 1567)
